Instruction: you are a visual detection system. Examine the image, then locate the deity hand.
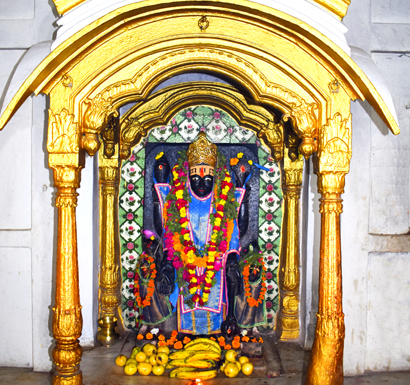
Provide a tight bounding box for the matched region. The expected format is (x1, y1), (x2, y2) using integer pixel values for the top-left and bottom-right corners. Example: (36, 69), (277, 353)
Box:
(155, 252), (175, 296)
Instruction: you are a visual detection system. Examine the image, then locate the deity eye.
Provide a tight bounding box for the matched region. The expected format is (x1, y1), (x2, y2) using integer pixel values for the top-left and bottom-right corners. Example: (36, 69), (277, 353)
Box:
(240, 165), (246, 173)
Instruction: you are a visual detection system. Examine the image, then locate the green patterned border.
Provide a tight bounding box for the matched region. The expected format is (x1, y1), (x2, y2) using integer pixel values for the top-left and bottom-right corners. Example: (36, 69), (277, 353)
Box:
(119, 105), (282, 330)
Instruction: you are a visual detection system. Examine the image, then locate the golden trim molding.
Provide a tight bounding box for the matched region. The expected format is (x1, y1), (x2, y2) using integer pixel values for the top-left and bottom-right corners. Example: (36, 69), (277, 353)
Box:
(53, 0), (84, 15)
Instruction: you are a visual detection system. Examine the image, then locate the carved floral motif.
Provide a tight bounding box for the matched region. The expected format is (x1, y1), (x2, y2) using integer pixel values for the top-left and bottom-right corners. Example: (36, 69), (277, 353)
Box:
(47, 109), (79, 154)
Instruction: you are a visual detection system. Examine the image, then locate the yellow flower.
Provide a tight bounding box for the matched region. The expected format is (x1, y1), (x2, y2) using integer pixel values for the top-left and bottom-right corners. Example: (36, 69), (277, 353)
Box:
(188, 269), (196, 274)
(248, 160), (253, 165)
(206, 271), (213, 278)
(180, 207), (187, 217)
(215, 218), (221, 226)
(183, 233), (190, 241)
(220, 200), (226, 205)
(190, 287), (197, 295)
(181, 221), (188, 228)
(176, 190), (183, 200)
(191, 277), (197, 283)
(156, 152), (164, 160)
(222, 187), (229, 194)
(237, 152), (243, 159)
(205, 277), (213, 284)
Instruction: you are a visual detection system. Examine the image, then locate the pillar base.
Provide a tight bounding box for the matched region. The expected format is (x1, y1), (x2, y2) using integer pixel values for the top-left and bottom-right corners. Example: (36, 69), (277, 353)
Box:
(53, 371), (82, 385)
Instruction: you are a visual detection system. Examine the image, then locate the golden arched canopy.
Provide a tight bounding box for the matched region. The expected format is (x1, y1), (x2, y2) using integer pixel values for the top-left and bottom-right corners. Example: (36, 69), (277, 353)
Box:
(0, 2), (399, 385)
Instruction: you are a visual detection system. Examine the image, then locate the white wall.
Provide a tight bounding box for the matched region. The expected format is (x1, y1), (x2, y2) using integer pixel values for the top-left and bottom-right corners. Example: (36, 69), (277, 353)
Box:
(0, 0), (409, 376)
(0, 0), (96, 371)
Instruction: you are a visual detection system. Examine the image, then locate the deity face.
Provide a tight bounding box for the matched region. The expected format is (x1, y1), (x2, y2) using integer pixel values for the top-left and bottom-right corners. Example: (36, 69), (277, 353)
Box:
(189, 164), (214, 197)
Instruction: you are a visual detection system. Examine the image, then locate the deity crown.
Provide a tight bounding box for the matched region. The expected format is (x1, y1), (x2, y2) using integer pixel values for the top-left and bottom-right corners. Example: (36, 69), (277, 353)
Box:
(187, 132), (217, 168)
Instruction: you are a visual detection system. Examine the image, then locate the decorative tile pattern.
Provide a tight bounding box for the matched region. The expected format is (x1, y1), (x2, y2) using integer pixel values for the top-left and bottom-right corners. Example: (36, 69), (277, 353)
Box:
(119, 105), (282, 330)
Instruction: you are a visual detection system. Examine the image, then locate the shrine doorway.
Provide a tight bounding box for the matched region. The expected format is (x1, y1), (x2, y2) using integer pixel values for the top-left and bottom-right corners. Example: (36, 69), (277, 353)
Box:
(0, 1), (400, 384)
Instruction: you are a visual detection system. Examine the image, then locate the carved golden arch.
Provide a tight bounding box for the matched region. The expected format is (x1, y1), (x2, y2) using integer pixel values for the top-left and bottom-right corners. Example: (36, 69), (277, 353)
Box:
(112, 82), (283, 160)
(0, 1), (399, 385)
(79, 47), (323, 160)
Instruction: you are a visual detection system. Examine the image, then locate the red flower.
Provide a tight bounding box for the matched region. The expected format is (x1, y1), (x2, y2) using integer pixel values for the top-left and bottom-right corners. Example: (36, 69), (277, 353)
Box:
(213, 226), (221, 232)
(192, 294), (200, 303)
(220, 194), (228, 200)
(217, 204), (224, 211)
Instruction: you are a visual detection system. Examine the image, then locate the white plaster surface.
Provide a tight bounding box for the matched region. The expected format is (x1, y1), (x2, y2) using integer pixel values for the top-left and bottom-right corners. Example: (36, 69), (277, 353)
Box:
(342, 101), (371, 375)
(343, 0), (371, 53)
(0, 50), (32, 229)
(371, 24), (410, 52)
(371, 0), (410, 24)
(0, 41), (51, 117)
(31, 95), (55, 371)
(77, 155), (96, 347)
(365, 252), (410, 371)
(0, 247), (33, 367)
(0, 0), (35, 20)
(369, 53), (410, 235)
(52, 0), (350, 54)
(0, 98), (32, 230)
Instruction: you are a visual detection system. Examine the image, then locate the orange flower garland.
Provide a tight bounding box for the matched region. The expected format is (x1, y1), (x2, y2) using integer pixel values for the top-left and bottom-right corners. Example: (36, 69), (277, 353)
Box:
(243, 260), (267, 307)
(134, 253), (157, 309)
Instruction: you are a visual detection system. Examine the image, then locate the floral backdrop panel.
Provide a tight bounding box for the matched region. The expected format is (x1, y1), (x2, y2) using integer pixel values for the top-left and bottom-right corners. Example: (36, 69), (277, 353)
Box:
(118, 105), (282, 331)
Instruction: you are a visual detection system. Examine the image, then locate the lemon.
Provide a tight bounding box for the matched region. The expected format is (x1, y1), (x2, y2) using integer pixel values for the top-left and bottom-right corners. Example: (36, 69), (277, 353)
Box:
(235, 361), (242, 371)
(138, 362), (152, 376)
(115, 355), (127, 367)
(157, 346), (170, 355)
(242, 362), (254, 376)
(124, 364), (137, 376)
(224, 362), (239, 378)
(135, 351), (147, 363)
(225, 349), (237, 363)
(152, 364), (165, 376)
(125, 358), (137, 366)
(239, 356), (249, 365)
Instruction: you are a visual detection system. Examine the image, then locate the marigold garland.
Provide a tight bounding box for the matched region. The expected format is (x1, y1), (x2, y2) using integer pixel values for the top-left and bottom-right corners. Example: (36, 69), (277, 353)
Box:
(134, 252), (157, 309)
(163, 150), (238, 307)
(243, 259), (267, 307)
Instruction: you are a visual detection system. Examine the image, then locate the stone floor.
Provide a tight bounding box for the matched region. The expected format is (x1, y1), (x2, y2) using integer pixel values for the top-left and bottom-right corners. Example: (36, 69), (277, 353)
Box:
(1, 334), (410, 385)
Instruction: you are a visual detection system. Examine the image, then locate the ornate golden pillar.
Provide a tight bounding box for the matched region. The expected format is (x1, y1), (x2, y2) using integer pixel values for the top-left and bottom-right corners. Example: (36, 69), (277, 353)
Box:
(96, 145), (122, 346)
(306, 113), (351, 385)
(276, 148), (303, 340)
(48, 109), (84, 385)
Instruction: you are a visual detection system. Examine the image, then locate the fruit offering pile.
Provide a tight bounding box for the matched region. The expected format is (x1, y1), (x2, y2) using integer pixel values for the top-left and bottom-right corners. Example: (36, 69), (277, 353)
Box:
(115, 336), (255, 380)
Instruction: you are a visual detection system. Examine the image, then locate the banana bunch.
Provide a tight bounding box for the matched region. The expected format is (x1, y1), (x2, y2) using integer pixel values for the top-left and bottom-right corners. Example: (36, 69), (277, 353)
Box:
(168, 338), (221, 380)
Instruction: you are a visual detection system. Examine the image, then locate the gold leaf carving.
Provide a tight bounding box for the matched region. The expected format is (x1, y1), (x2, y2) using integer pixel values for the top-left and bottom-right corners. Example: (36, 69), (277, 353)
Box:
(259, 120), (284, 161)
(283, 101), (318, 159)
(318, 113), (351, 173)
(92, 49), (304, 115)
(47, 109), (79, 154)
(53, 306), (83, 340)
